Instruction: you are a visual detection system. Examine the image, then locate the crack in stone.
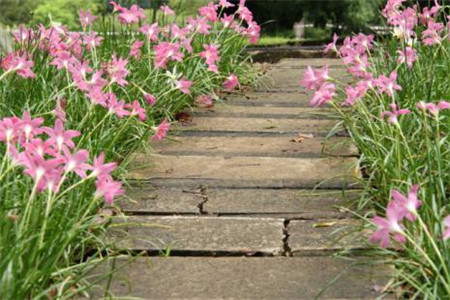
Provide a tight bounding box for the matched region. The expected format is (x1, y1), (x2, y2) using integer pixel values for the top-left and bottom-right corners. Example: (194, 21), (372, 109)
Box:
(197, 185), (209, 215)
(282, 219), (292, 257)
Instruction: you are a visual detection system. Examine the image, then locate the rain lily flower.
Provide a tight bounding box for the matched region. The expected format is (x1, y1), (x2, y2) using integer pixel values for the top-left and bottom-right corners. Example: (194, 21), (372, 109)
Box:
(324, 33), (339, 53)
(60, 148), (90, 178)
(375, 71), (402, 97)
(79, 9), (97, 30)
(299, 65), (330, 91)
(175, 77), (193, 94)
(140, 23), (159, 41)
(105, 54), (129, 86)
(95, 176), (124, 205)
(417, 101), (450, 116)
(125, 100), (147, 121)
(144, 93), (156, 106)
(130, 41), (144, 59)
(310, 83), (335, 107)
(89, 152), (117, 179)
(370, 201), (406, 248)
(397, 47), (417, 68)
(223, 74), (239, 91)
(422, 20), (444, 46)
(83, 31), (103, 50)
(51, 51), (76, 70)
(117, 5), (146, 25)
(1, 53), (35, 78)
(380, 103), (410, 124)
(160, 4), (175, 16)
(391, 184), (422, 221)
(199, 2), (218, 22)
(219, 0), (235, 8)
(152, 119), (170, 141)
(42, 119), (80, 152)
(154, 42), (184, 69)
(105, 93), (130, 118)
(195, 95), (214, 108)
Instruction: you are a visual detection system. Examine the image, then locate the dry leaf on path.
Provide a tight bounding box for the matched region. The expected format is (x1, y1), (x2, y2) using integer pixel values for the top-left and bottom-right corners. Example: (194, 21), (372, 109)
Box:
(313, 221), (337, 228)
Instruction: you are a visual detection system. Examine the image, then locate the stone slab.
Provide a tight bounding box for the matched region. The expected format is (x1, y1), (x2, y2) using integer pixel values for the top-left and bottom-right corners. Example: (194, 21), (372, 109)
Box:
(256, 68), (350, 91)
(179, 117), (341, 135)
(127, 155), (360, 188)
(204, 189), (360, 219)
(276, 58), (344, 69)
(84, 256), (393, 299)
(118, 186), (203, 214)
(224, 92), (316, 107)
(193, 104), (335, 119)
(152, 136), (357, 158)
(107, 216), (284, 255)
(289, 219), (369, 255)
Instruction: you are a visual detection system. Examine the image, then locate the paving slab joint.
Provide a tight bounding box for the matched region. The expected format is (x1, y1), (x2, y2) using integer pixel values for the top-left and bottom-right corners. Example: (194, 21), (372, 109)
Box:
(197, 185), (209, 215)
(282, 219), (292, 257)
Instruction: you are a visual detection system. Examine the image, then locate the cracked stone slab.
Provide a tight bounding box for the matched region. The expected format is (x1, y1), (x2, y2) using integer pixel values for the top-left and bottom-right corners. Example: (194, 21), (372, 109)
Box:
(178, 117), (342, 135)
(193, 104), (336, 119)
(84, 256), (394, 299)
(289, 219), (370, 255)
(107, 216), (284, 255)
(256, 68), (350, 91)
(117, 186), (203, 214)
(276, 58), (344, 69)
(151, 136), (357, 158)
(204, 189), (360, 218)
(126, 155), (360, 189)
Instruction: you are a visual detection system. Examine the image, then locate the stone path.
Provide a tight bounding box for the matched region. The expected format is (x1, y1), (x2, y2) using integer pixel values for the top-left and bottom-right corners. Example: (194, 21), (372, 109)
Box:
(86, 59), (391, 299)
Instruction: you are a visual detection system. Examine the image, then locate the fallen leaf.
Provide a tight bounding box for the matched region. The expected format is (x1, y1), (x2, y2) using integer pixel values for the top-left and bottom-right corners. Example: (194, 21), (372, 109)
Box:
(175, 111), (193, 125)
(297, 133), (314, 139)
(165, 168), (174, 174)
(264, 125), (277, 129)
(291, 137), (304, 143)
(313, 221), (337, 228)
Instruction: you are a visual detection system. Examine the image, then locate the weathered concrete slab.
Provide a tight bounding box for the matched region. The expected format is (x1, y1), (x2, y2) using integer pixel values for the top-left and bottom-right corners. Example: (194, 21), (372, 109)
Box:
(179, 117), (341, 135)
(118, 186), (202, 214)
(289, 219), (369, 255)
(256, 68), (350, 91)
(127, 155), (360, 188)
(276, 58), (344, 69)
(107, 216), (284, 254)
(152, 136), (357, 158)
(85, 256), (393, 299)
(204, 189), (360, 218)
(193, 104), (335, 119)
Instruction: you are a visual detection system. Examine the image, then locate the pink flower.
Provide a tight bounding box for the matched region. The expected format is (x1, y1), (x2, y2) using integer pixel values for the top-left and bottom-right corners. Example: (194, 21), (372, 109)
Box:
(95, 176), (124, 205)
(175, 77), (193, 94)
(417, 101), (450, 116)
(51, 51), (76, 70)
(19, 152), (63, 192)
(83, 31), (103, 50)
(152, 119), (170, 141)
(245, 21), (261, 44)
(0, 116), (21, 145)
(422, 20), (444, 46)
(195, 95), (214, 108)
(310, 83), (335, 107)
(79, 9), (97, 29)
(144, 93), (156, 106)
(391, 184), (422, 222)
(200, 43), (220, 67)
(125, 100), (147, 121)
(219, 0), (235, 8)
(140, 23), (159, 42)
(370, 201), (406, 248)
(109, 1), (123, 13)
(89, 152), (117, 179)
(223, 74), (239, 91)
(299, 65), (330, 91)
(221, 14), (235, 28)
(19, 111), (44, 142)
(43, 119), (80, 152)
(2, 53), (35, 78)
(60, 148), (90, 178)
(324, 33), (339, 53)
(442, 215), (450, 241)
(160, 4), (175, 16)
(154, 42), (184, 69)
(380, 103), (410, 124)
(375, 71), (402, 97)
(117, 4), (146, 25)
(397, 47), (417, 68)
(105, 93), (130, 118)
(187, 16), (211, 35)
(105, 54), (129, 86)
(130, 40), (144, 59)
(199, 2), (218, 22)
